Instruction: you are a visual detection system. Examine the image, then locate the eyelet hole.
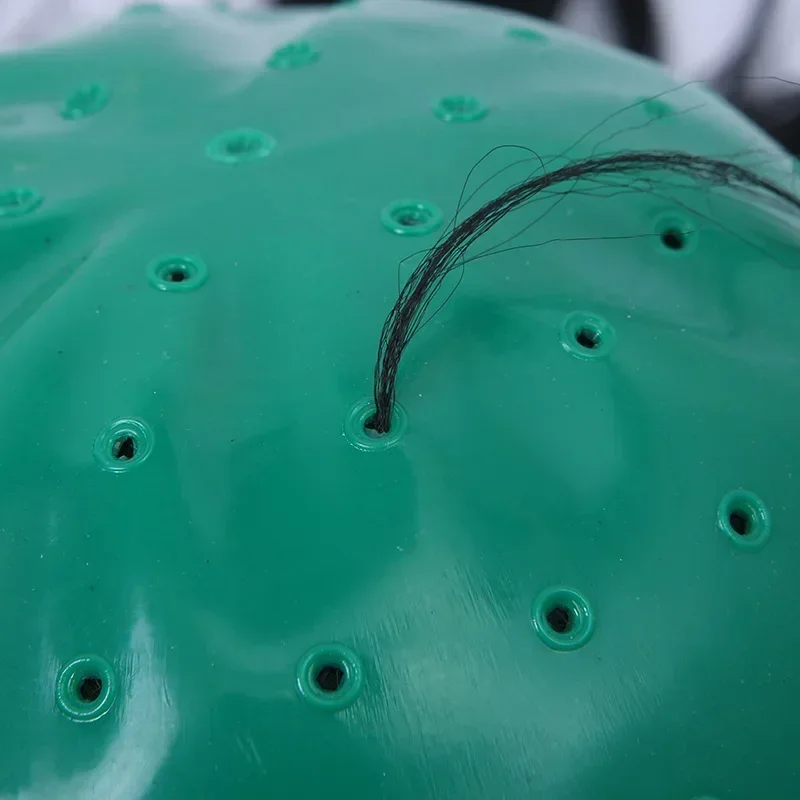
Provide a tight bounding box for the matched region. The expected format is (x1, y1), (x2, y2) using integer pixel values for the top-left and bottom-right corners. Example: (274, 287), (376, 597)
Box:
(147, 255), (207, 292)
(381, 200), (442, 237)
(56, 655), (117, 721)
(545, 604), (573, 634)
(296, 644), (364, 709)
(434, 94), (489, 122)
(78, 676), (103, 703)
(314, 664), (345, 693)
(532, 586), (595, 650)
(560, 312), (615, 359)
(717, 489), (771, 550)
(206, 128), (274, 165)
(111, 435), (136, 461)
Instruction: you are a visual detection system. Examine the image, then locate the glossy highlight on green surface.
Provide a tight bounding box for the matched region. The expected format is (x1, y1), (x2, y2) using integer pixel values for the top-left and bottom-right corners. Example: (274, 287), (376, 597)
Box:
(0, 1), (799, 798)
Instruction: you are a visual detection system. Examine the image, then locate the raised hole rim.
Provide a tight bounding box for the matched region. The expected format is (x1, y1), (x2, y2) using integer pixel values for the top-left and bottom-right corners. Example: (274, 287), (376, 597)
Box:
(507, 26), (548, 42)
(94, 418), (154, 473)
(0, 187), (43, 219)
(205, 128), (275, 165)
(639, 96), (674, 120)
(532, 586), (595, 651)
(559, 311), (616, 359)
(146, 255), (208, 292)
(433, 94), (489, 123)
(344, 398), (407, 452)
(61, 83), (110, 121)
(381, 199), (443, 237)
(267, 40), (319, 69)
(296, 644), (364, 710)
(717, 489), (771, 550)
(56, 655), (117, 722)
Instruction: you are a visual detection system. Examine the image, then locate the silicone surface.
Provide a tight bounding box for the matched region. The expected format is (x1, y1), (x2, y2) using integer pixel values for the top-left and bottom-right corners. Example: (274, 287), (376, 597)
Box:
(0, 1), (799, 799)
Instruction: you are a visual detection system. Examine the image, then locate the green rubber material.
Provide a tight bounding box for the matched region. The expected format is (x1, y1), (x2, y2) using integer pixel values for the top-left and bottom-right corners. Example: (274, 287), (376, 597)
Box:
(0, 1), (799, 799)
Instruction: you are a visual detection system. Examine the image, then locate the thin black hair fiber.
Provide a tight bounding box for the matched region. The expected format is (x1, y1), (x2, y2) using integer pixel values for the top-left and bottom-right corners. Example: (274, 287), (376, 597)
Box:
(369, 149), (800, 433)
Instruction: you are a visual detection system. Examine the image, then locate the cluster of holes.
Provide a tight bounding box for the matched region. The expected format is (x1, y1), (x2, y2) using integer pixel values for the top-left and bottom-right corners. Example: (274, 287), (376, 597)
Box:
(61, 646), (359, 722)
(41, 17), (773, 767)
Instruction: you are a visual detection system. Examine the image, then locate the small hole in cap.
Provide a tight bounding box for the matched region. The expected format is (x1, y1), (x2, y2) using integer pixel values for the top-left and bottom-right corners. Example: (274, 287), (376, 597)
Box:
(546, 605), (572, 634)
(315, 664), (345, 693)
(112, 435), (136, 461)
(78, 676), (103, 703)
(729, 509), (751, 536)
(575, 327), (600, 350)
(164, 268), (186, 283)
(363, 414), (387, 438)
(661, 228), (685, 250)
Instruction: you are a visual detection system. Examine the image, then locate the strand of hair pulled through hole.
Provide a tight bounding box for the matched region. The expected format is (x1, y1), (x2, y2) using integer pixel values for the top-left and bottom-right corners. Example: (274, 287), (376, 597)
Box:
(368, 149), (800, 434)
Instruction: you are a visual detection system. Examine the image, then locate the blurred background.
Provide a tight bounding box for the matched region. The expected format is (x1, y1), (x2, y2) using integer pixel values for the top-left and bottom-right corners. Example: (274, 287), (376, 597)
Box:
(1, 0), (798, 153)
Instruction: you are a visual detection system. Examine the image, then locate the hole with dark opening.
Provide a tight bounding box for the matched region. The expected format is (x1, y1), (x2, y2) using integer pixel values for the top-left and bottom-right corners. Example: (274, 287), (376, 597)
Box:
(78, 675), (103, 703)
(363, 414), (386, 438)
(729, 509), (751, 536)
(398, 213), (425, 227)
(314, 664), (345, 693)
(112, 435), (136, 461)
(546, 605), (573, 634)
(164, 268), (187, 283)
(576, 327), (600, 350)
(661, 228), (685, 250)
(226, 137), (255, 155)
